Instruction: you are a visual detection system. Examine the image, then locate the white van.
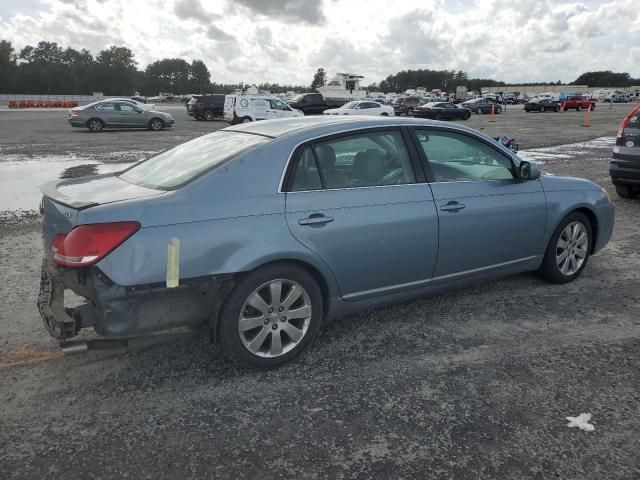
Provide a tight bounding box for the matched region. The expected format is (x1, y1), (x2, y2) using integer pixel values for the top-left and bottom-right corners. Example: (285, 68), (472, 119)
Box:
(224, 94), (303, 124)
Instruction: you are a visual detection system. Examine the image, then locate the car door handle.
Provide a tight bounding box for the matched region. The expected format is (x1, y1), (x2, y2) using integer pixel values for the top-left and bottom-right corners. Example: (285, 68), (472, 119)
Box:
(440, 201), (466, 213)
(298, 214), (334, 226)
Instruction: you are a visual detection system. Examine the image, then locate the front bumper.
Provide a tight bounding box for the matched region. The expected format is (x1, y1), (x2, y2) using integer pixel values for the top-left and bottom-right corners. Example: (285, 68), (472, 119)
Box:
(38, 260), (220, 340)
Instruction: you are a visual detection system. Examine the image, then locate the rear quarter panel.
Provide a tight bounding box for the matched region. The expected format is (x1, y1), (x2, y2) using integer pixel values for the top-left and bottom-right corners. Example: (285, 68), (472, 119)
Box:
(85, 140), (340, 296)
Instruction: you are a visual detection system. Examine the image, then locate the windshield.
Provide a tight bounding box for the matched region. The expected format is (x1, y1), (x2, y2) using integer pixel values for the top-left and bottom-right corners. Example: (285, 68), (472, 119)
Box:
(342, 101), (359, 109)
(119, 131), (270, 190)
(290, 94), (305, 102)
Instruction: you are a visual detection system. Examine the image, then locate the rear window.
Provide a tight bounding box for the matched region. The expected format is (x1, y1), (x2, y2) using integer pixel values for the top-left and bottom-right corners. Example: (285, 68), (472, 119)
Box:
(118, 131), (270, 190)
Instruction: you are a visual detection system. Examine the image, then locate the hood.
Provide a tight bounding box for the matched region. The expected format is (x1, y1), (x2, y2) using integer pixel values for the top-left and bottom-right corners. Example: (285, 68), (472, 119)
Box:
(40, 172), (166, 209)
(538, 173), (601, 192)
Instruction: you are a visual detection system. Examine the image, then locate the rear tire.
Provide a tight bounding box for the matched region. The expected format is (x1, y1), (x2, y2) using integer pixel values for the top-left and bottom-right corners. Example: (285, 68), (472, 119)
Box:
(615, 185), (636, 198)
(541, 106), (546, 112)
(538, 212), (592, 284)
(496, 106), (502, 114)
(463, 111), (471, 120)
(149, 118), (164, 131)
(476, 107), (482, 114)
(576, 105), (581, 111)
(241, 117), (252, 123)
(87, 118), (104, 133)
(219, 263), (323, 370)
(380, 112), (389, 116)
(203, 110), (215, 121)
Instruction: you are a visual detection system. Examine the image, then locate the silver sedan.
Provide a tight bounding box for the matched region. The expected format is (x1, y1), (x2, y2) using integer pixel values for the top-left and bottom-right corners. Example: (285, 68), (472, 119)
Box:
(67, 100), (175, 132)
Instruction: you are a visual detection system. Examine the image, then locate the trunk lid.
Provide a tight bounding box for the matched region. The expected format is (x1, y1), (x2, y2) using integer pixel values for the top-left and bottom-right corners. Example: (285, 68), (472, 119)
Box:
(40, 173), (165, 258)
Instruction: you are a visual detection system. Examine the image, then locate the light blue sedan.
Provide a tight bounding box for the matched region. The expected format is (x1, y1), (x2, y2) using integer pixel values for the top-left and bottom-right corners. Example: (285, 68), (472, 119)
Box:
(39, 117), (614, 369)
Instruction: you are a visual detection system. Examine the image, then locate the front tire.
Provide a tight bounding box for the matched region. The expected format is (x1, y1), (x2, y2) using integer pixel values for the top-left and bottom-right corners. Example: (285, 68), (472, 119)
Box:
(241, 117), (252, 123)
(476, 107), (482, 114)
(463, 111), (471, 120)
(538, 212), (592, 284)
(149, 118), (164, 131)
(219, 263), (323, 370)
(615, 184), (636, 198)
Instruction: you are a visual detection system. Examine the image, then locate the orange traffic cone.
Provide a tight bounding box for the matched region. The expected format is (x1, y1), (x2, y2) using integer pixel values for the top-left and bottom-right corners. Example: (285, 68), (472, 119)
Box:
(582, 107), (591, 127)
(489, 103), (496, 122)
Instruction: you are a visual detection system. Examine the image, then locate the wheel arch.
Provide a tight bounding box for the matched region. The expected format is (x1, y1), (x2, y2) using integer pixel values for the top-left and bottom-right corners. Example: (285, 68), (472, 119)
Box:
(86, 117), (104, 127)
(573, 207), (599, 254)
(213, 257), (335, 341)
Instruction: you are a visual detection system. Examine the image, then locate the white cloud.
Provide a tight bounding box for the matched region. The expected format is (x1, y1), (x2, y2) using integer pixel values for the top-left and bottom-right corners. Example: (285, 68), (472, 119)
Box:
(0, 0), (638, 86)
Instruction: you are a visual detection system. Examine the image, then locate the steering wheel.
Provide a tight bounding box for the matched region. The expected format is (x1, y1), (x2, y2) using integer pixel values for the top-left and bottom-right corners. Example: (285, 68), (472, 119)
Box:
(382, 168), (404, 184)
(382, 157), (399, 176)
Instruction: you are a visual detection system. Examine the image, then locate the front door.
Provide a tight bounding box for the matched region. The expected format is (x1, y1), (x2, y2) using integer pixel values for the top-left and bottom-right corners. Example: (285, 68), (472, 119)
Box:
(116, 102), (143, 127)
(284, 128), (439, 300)
(412, 128), (547, 280)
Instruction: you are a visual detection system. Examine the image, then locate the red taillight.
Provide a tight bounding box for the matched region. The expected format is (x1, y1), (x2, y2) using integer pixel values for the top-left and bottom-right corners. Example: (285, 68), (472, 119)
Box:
(52, 222), (140, 267)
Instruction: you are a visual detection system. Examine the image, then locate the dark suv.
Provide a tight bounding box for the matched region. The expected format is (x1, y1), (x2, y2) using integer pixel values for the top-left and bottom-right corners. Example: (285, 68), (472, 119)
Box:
(395, 96), (424, 116)
(610, 104), (640, 198)
(187, 94), (225, 121)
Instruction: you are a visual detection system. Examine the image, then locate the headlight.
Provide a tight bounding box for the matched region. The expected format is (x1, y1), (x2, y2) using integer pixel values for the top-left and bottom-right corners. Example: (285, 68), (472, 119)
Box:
(601, 186), (612, 202)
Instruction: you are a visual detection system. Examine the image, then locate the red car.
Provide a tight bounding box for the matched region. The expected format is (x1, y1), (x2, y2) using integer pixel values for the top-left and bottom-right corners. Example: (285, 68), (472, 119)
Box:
(561, 96), (596, 111)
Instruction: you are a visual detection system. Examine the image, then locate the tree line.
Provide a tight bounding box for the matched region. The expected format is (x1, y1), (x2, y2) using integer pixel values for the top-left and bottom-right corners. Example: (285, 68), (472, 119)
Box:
(1, 39), (638, 96)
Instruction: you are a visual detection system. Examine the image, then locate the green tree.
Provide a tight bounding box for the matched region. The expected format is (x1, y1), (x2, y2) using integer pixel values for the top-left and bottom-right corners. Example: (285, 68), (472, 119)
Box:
(95, 46), (138, 95)
(310, 67), (326, 90)
(189, 59), (212, 93)
(572, 71), (636, 87)
(0, 40), (17, 92)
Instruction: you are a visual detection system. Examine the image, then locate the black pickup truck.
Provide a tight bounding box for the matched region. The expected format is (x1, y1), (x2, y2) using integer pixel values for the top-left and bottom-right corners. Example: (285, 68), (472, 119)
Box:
(287, 93), (345, 115)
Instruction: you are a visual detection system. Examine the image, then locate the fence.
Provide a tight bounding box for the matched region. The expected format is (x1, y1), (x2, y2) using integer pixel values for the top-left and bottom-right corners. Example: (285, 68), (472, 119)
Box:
(0, 94), (99, 107)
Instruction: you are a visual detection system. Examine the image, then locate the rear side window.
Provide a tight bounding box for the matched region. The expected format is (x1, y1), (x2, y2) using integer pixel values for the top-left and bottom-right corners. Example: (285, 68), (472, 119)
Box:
(288, 131), (416, 191)
(119, 131), (270, 190)
(290, 147), (322, 192)
(95, 103), (116, 111)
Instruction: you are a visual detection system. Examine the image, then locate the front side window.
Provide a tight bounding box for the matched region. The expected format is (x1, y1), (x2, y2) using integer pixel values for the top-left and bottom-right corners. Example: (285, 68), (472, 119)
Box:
(270, 99), (290, 111)
(289, 130), (416, 191)
(342, 101), (359, 109)
(119, 131), (270, 190)
(118, 103), (138, 112)
(415, 130), (514, 182)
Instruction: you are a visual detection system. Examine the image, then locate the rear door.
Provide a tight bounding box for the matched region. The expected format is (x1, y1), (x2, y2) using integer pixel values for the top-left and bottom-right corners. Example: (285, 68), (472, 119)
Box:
(94, 102), (119, 126)
(284, 128), (439, 300)
(412, 127), (547, 280)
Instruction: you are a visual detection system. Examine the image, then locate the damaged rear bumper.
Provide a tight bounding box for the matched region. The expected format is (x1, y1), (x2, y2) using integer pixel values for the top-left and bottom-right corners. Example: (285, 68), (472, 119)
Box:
(38, 259), (224, 341)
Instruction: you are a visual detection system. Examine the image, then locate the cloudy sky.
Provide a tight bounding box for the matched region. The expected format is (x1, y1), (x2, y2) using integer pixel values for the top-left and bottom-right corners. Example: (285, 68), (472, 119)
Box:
(1, 0), (639, 86)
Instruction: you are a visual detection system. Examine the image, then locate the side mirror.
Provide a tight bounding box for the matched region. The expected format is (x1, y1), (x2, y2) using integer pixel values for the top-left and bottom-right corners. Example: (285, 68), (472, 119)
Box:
(518, 160), (540, 180)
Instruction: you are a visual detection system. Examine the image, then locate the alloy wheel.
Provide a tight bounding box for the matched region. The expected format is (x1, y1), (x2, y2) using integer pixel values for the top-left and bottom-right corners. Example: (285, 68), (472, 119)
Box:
(556, 221), (588, 276)
(88, 119), (103, 132)
(237, 279), (312, 358)
(150, 119), (163, 130)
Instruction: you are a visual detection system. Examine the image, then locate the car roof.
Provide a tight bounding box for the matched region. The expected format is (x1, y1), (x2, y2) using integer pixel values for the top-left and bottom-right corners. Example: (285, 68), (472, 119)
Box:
(224, 116), (477, 139)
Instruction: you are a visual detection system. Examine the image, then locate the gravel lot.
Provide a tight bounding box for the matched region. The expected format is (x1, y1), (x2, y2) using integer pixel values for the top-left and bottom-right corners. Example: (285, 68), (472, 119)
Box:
(1, 104), (639, 480)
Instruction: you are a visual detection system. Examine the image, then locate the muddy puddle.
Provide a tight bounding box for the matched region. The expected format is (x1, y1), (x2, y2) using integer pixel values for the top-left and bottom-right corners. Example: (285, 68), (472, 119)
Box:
(0, 156), (135, 222)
